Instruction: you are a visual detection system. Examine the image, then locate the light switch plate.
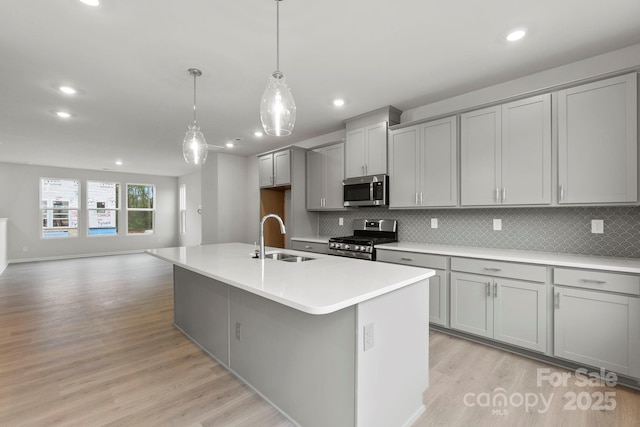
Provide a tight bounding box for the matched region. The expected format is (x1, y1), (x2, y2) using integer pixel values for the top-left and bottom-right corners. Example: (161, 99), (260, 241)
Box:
(339, 217), (344, 226)
(493, 219), (502, 231)
(431, 218), (438, 229)
(591, 219), (604, 234)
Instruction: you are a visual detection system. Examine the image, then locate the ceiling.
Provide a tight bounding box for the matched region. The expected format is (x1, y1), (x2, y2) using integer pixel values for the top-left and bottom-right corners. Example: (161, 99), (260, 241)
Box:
(1, 0), (640, 177)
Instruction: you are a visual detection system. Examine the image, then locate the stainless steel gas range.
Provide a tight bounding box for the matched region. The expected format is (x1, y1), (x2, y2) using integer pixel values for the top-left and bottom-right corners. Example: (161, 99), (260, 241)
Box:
(328, 219), (397, 261)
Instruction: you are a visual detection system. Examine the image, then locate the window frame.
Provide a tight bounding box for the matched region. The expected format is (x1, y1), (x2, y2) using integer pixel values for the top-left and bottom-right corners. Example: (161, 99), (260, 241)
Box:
(87, 180), (120, 238)
(40, 177), (81, 239)
(126, 183), (156, 235)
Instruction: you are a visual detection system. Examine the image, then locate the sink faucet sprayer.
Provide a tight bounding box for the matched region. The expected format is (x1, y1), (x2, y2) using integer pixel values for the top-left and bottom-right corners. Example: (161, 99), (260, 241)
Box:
(258, 214), (286, 259)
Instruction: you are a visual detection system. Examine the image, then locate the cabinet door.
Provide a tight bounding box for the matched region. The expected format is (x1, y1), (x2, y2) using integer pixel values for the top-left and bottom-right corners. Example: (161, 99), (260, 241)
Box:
(364, 122), (388, 176)
(501, 95), (551, 205)
(345, 128), (365, 178)
(306, 149), (324, 210)
(554, 287), (640, 377)
(493, 278), (546, 352)
(258, 153), (274, 187)
(558, 73), (638, 204)
(389, 126), (420, 208)
(273, 150), (291, 186)
(324, 143), (345, 209)
(460, 106), (501, 206)
(421, 117), (457, 207)
(450, 272), (493, 338)
(429, 269), (448, 327)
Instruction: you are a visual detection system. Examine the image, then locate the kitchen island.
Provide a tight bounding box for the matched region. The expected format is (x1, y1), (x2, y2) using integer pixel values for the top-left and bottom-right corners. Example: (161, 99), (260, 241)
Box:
(148, 242), (433, 427)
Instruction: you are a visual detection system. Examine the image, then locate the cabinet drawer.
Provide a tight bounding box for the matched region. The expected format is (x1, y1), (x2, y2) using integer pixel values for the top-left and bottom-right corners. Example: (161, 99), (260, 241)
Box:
(451, 257), (546, 283)
(554, 268), (640, 296)
(376, 249), (447, 270)
(290, 240), (328, 254)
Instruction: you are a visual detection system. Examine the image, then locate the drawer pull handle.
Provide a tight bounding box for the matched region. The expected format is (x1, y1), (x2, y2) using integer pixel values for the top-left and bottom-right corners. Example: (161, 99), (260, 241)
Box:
(484, 267), (502, 272)
(400, 257), (414, 262)
(304, 245), (312, 249)
(581, 279), (606, 285)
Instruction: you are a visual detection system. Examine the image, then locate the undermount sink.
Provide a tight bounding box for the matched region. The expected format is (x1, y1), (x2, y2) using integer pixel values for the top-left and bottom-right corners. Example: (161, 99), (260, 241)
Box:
(264, 252), (315, 262)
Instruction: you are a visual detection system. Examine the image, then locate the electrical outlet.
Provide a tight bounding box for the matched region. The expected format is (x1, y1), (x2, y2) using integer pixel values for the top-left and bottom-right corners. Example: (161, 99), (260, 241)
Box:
(431, 218), (438, 229)
(493, 219), (502, 231)
(339, 217), (344, 226)
(591, 219), (604, 234)
(364, 323), (374, 351)
(235, 322), (241, 341)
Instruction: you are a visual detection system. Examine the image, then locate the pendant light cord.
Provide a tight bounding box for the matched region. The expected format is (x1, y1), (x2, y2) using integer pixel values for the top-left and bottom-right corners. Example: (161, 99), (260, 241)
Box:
(193, 73), (197, 123)
(276, 0), (280, 73)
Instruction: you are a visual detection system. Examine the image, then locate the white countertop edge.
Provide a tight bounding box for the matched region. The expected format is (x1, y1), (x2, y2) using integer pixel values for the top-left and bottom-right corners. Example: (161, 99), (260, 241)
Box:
(147, 247), (434, 315)
(377, 243), (640, 274)
(290, 236), (331, 244)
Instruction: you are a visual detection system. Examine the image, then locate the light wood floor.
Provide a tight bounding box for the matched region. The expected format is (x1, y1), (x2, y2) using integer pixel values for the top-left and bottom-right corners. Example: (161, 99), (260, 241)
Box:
(1, 254), (638, 426)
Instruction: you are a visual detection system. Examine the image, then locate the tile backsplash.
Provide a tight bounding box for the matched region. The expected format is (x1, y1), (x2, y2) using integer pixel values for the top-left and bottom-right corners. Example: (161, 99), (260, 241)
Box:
(318, 207), (640, 258)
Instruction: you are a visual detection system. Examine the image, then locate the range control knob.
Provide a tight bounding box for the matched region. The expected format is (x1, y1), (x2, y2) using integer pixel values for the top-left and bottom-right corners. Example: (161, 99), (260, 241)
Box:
(344, 245), (350, 250)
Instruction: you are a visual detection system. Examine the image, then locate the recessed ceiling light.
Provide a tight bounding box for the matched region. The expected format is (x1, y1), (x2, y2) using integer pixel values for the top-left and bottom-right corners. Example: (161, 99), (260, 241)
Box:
(226, 142), (234, 148)
(254, 131), (263, 137)
(56, 111), (72, 119)
(115, 160), (123, 166)
(59, 85), (77, 95)
(333, 99), (345, 107)
(80, 0), (100, 6)
(506, 29), (526, 42)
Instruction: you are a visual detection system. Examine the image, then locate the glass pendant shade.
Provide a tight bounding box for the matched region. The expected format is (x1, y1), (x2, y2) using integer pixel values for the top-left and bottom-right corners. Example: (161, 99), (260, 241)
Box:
(183, 121), (208, 165)
(182, 68), (208, 165)
(260, 71), (296, 136)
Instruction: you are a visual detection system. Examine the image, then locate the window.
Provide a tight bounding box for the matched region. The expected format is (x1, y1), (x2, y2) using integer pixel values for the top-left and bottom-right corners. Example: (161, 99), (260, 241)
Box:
(127, 184), (155, 234)
(87, 181), (119, 236)
(179, 184), (186, 234)
(40, 178), (80, 238)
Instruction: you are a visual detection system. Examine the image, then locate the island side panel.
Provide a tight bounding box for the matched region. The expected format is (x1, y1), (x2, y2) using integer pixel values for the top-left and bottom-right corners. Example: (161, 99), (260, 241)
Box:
(356, 279), (429, 427)
(228, 286), (356, 427)
(173, 266), (229, 365)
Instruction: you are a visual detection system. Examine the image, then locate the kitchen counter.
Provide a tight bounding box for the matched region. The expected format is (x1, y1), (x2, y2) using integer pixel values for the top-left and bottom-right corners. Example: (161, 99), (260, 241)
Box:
(148, 242), (432, 315)
(379, 242), (640, 274)
(290, 235), (331, 244)
(147, 242), (432, 427)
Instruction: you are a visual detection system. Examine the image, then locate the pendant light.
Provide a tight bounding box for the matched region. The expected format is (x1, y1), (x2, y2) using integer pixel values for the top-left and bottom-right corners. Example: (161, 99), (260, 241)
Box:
(260, 0), (296, 137)
(183, 68), (208, 165)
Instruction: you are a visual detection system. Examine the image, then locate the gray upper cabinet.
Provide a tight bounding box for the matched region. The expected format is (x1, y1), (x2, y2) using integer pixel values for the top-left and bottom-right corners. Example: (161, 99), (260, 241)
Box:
(461, 94), (551, 206)
(388, 116), (457, 208)
(557, 73), (638, 204)
(259, 149), (291, 188)
(306, 142), (344, 210)
(345, 122), (388, 178)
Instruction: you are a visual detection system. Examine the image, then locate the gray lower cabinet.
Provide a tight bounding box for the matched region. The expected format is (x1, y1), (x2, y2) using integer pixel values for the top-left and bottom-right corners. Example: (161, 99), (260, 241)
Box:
(553, 267), (640, 378)
(290, 239), (328, 254)
(173, 267), (229, 364)
(450, 258), (547, 353)
(376, 249), (448, 326)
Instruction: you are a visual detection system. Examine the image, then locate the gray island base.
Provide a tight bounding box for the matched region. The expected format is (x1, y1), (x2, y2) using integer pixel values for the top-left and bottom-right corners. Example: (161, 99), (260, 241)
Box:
(149, 243), (433, 427)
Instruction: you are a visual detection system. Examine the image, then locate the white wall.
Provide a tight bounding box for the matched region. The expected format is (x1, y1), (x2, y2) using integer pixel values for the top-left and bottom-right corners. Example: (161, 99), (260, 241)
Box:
(245, 156), (260, 245)
(0, 162), (179, 262)
(178, 170), (202, 247)
(0, 218), (7, 274)
(402, 43), (640, 123)
(201, 152), (254, 245)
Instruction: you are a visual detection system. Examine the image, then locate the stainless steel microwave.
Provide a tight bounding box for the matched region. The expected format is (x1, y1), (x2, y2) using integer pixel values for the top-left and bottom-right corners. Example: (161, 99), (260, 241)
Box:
(343, 174), (389, 207)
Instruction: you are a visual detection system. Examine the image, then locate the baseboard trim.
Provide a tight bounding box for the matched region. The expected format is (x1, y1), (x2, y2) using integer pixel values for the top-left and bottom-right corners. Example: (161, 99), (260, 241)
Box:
(8, 249), (148, 264)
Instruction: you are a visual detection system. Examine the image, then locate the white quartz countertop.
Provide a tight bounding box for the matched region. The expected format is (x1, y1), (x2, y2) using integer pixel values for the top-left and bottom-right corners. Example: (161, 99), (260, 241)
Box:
(148, 243), (433, 315)
(378, 242), (640, 274)
(290, 236), (331, 244)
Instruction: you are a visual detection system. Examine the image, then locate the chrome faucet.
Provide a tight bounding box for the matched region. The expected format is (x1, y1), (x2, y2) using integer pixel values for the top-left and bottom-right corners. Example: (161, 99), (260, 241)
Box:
(258, 214), (286, 259)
